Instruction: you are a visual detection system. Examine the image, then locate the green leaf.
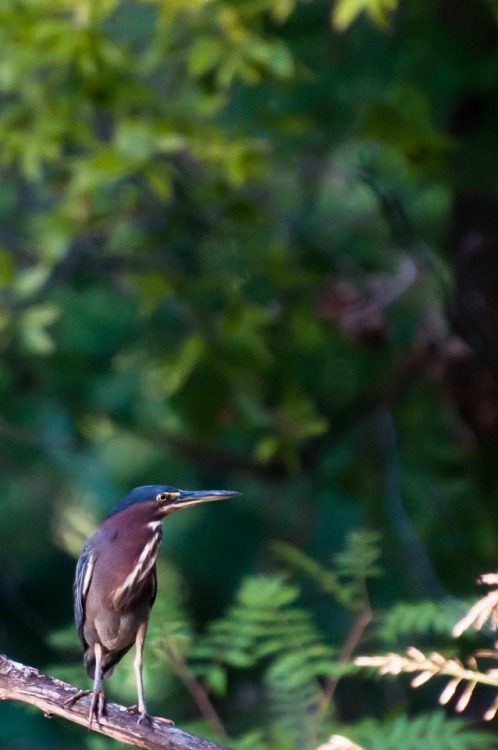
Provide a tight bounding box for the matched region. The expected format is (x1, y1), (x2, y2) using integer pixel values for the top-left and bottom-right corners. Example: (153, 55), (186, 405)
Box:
(204, 665), (227, 696)
(188, 37), (224, 77)
(332, 0), (398, 31)
(162, 334), (206, 396)
(130, 272), (174, 317)
(114, 119), (157, 160)
(255, 435), (280, 464)
(19, 303), (60, 355)
(0, 247), (14, 287)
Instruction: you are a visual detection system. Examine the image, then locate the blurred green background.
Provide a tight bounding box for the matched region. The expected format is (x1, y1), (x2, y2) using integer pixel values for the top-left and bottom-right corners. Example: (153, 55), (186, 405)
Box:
(3, 1), (498, 748)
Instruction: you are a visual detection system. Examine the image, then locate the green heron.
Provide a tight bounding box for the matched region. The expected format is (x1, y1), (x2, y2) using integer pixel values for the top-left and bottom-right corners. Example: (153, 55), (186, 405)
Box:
(67, 484), (240, 726)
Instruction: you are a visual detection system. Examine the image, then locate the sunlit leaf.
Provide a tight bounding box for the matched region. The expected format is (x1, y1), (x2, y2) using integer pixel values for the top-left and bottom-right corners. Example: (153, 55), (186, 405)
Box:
(332, 0), (398, 31)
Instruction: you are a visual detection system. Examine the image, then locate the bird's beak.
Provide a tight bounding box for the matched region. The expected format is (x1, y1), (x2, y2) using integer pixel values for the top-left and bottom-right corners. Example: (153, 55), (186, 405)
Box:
(168, 488), (241, 510)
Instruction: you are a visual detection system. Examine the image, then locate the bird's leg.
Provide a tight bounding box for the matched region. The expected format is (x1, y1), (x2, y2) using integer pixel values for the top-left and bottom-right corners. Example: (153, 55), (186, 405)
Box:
(135, 621), (148, 722)
(88, 643), (106, 727)
(125, 622), (175, 727)
(126, 620), (151, 724)
(64, 644), (106, 728)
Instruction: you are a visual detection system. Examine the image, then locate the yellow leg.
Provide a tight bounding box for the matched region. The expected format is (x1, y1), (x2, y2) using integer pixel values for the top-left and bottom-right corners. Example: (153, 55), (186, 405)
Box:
(89, 643), (105, 727)
(64, 643), (105, 728)
(126, 624), (175, 726)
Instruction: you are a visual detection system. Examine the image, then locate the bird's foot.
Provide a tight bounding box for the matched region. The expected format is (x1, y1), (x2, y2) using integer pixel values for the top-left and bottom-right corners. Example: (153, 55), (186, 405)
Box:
(64, 688), (106, 728)
(154, 715), (176, 726)
(64, 688), (93, 710)
(125, 705), (175, 726)
(125, 704), (151, 725)
(89, 688), (106, 727)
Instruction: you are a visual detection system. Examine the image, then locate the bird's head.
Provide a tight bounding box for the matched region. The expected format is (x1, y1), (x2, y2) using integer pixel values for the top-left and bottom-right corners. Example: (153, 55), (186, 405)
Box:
(105, 484), (241, 523)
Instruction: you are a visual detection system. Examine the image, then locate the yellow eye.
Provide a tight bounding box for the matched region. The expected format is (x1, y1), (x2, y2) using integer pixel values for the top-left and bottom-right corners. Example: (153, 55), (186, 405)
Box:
(156, 491), (179, 503)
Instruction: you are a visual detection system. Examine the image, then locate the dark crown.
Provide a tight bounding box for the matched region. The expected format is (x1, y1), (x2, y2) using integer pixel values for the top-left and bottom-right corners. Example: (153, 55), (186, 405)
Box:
(105, 485), (178, 519)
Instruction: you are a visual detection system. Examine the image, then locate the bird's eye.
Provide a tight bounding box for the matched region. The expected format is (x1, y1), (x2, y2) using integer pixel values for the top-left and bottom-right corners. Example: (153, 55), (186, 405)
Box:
(156, 491), (179, 503)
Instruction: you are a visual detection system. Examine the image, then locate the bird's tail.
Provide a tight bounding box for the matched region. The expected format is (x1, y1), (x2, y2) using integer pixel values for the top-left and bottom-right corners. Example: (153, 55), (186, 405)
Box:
(84, 649), (96, 679)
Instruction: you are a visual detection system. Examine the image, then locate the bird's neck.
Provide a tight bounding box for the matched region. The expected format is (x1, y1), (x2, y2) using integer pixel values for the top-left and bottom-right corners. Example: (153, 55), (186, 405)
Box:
(103, 517), (163, 609)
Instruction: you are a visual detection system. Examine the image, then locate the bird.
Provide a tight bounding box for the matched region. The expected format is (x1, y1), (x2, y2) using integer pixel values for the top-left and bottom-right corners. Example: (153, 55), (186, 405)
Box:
(66, 484), (240, 726)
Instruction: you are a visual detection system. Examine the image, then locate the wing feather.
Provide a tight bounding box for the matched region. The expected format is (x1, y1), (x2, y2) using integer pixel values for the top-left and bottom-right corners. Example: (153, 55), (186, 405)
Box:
(74, 540), (95, 647)
(150, 564), (158, 607)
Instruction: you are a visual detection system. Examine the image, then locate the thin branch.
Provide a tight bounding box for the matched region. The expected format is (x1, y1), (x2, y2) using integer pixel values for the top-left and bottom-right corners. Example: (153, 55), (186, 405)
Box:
(319, 606), (372, 714)
(164, 638), (227, 738)
(0, 655), (234, 750)
(310, 602), (372, 750)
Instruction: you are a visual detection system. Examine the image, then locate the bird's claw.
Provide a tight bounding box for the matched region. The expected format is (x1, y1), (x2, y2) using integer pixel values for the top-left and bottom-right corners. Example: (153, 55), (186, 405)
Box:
(125, 704), (151, 725)
(125, 705), (175, 726)
(89, 689), (106, 727)
(154, 716), (175, 726)
(64, 688), (106, 728)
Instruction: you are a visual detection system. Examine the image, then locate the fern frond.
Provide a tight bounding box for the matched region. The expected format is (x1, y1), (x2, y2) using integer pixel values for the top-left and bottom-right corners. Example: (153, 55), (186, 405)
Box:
(352, 712), (494, 750)
(191, 573), (331, 668)
(314, 715), (494, 750)
(273, 530), (382, 612)
(190, 572), (338, 744)
(272, 542), (343, 596)
(379, 599), (470, 643)
(332, 530), (382, 581)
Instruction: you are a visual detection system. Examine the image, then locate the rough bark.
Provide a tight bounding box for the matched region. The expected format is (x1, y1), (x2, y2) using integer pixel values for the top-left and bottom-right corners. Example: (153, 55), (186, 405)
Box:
(0, 655), (234, 750)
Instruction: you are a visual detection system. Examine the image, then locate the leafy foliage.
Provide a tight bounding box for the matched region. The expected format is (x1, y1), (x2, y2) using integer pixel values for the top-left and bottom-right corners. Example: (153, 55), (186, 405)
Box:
(163, 532), (379, 746)
(356, 574), (498, 725)
(149, 534), (493, 750)
(190, 572), (335, 742)
(2, 1), (498, 749)
(273, 529), (382, 611)
(351, 712), (495, 750)
(332, 0), (398, 31)
(378, 599), (472, 643)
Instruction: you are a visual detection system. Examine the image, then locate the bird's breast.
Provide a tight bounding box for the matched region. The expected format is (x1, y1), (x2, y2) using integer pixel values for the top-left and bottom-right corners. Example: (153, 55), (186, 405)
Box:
(107, 522), (162, 611)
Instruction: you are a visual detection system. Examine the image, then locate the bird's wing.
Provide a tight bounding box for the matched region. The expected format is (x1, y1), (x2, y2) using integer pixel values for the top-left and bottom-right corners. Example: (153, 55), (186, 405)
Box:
(74, 540), (95, 647)
(150, 564), (158, 608)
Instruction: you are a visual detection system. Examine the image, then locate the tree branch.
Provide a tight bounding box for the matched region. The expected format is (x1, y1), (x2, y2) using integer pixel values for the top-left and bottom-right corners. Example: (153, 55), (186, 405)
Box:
(0, 655), (234, 750)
